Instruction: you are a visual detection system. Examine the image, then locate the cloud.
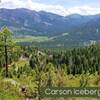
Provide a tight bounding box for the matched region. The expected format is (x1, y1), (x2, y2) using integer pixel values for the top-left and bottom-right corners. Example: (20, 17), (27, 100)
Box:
(0, 0), (100, 16)
(67, 6), (100, 15)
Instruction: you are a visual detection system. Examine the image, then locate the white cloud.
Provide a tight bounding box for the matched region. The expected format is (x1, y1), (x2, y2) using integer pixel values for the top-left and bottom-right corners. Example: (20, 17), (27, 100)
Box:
(67, 6), (100, 15)
(0, 0), (67, 15)
(0, 0), (100, 16)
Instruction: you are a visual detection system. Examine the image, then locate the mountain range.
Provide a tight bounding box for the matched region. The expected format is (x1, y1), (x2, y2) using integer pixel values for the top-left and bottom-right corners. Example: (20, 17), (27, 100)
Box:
(0, 8), (100, 47)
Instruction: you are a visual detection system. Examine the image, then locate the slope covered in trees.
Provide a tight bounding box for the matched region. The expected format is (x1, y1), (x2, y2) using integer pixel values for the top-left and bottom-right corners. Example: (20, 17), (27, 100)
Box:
(0, 27), (100, 100)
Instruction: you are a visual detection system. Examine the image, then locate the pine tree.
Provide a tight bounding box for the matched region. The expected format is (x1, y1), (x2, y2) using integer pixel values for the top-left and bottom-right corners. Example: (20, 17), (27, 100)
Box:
(0, 26), (15, 77)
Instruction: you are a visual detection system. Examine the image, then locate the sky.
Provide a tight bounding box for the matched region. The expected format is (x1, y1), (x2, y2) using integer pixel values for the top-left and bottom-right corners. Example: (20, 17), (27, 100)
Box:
(0, 0), (100, 16)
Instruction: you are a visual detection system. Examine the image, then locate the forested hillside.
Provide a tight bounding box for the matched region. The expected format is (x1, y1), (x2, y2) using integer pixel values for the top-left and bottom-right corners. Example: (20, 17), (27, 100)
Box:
(0, 8), (100, 47)
(0, 27), (100, 100)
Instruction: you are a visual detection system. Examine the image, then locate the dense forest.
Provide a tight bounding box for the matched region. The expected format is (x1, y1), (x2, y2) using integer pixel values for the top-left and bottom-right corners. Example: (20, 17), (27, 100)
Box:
(0, 27), (100, 100)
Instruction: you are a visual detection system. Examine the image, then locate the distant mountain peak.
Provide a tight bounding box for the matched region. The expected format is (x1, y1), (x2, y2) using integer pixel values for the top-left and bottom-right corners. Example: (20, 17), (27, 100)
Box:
(0, 8), (100, 47)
